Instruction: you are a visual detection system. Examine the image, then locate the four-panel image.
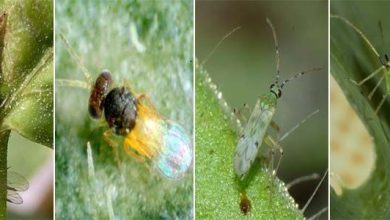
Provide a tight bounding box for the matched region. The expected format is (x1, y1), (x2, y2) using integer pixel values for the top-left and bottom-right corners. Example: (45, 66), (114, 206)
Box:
(0, 0), (387, 219)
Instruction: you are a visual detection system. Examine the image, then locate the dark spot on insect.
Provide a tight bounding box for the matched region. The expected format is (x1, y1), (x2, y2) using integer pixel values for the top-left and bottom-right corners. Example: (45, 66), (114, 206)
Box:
(103, 86), (137, 136)
(89, 70), (112, 118)
(240, 134), (245, 139)
(240, 192), (251, 215)
(255, 141), (258, 147)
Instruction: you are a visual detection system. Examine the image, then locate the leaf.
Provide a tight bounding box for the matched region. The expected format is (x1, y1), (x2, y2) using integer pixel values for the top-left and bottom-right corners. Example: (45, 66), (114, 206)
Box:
(195, 63), (302, 219)
(3, 49), (53, 148)
(330, 2), (390, 219)
(0, 0), (53, 148)
(1, 0), (53, 90)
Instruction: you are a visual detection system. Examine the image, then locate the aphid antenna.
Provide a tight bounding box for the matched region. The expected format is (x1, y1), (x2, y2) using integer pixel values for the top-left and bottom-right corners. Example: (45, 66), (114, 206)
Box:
(200, 26), (241, 66)
(266, 17), (280, 85)
(59, 33), (93, 84)
(266, 17), (323, 90)
(286, 173), (320, 189)
(331, 15), (380, 58)
(279, 67), (323, 89)
(301, 169), (328, 214)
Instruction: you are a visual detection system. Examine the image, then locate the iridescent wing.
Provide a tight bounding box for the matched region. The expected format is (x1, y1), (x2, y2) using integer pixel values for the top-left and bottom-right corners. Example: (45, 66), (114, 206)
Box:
(155, 121), (193, 179)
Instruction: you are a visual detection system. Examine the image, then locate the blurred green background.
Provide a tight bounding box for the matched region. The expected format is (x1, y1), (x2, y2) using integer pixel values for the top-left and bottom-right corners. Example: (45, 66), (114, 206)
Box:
(55, 0), (193, 219)
(196, 0), (328, 218)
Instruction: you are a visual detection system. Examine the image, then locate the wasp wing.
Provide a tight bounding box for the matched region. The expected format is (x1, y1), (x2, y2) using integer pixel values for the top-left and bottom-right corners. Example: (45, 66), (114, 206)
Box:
(8, 171), (29, 192)
(7, 190), (23, 204)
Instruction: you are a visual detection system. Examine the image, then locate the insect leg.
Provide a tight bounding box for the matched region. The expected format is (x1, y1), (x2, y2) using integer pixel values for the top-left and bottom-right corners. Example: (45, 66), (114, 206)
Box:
(103, 130), (121, 166)
(302, 170), (328, 215)
(56, 79), (90, 89)
(375, 93), (388, 114)
(123, 141), (145, 162)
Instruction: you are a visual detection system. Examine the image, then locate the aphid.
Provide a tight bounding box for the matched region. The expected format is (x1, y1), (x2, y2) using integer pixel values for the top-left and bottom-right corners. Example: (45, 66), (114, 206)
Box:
(331, 15), (390, 114)
(7, 169), (29, 204)
(233, 18), (322, 177)
(58, 34), (192, 179)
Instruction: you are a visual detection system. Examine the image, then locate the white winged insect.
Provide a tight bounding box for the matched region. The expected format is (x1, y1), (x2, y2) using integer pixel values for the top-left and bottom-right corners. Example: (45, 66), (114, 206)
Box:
(7, 169), (29, 205)
(233, 18), (322, 177)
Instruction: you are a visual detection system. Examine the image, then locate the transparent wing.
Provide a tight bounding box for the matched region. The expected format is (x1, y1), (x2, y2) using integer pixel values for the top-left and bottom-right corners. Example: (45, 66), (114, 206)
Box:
(155, 121), (193, 179)
(7, 190), (23, 204)
(8, 171), (29, 192)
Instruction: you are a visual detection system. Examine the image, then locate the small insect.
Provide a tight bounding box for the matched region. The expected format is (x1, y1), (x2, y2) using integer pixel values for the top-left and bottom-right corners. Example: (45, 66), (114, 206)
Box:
(233, 18), (321, 177)
(331, 15), (390, 114)
(7, 169), (29, 204)
(58, 34), (192, 179)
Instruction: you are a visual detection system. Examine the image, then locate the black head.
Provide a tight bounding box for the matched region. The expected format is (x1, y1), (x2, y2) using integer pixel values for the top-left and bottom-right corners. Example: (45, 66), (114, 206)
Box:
(103, 87), (137, 136)
(270, 83), (282, 98)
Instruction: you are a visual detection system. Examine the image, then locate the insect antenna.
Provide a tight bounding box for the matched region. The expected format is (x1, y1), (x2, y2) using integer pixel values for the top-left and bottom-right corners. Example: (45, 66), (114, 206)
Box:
(378, 21), (390, 69)
(301, 169), (328, 214)
(331, 15), (380, 58)
(200, 26), (241, 66)
(279, 67), (322, 89)
(266, 17), (280, 84)
(59, 33), (93, 84)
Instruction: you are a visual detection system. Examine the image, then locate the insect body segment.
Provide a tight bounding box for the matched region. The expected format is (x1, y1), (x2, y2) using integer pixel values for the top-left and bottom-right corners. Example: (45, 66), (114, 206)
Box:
(234, 93), (276, 176)
(104, 87), (137, 136)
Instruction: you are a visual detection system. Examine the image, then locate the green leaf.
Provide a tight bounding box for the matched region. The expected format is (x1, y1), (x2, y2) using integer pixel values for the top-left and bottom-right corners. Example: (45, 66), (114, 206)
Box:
(1, 0), (53, 90)
(331, 2), (390, 219)
(3, 49), (53, 148)
(195, 64), (302, 219)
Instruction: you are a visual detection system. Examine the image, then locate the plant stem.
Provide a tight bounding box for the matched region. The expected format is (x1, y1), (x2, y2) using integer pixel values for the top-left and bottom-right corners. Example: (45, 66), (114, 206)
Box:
(0, 129), (10, 219)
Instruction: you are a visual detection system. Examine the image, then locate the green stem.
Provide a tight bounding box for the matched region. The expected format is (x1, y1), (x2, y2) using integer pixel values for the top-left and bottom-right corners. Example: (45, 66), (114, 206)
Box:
(0, 129), (10, 220)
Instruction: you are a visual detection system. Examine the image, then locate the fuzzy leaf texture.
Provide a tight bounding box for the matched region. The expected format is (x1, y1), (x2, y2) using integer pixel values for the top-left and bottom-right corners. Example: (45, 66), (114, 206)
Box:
(0, 0), (53, 148)
(195, 63), (302, 219)
(331, 2), (390, 219)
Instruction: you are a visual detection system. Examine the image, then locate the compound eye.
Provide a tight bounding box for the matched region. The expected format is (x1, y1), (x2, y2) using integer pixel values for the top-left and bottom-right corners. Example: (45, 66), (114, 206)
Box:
(270, 84), (275, 89)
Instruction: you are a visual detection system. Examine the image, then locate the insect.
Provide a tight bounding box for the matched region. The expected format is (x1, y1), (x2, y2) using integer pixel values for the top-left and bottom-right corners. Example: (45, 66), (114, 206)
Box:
(331, 15), (390, 114)
(58, 34), (192, 179)
(233, 18), (322, 177)
(7, 169), (29, 204)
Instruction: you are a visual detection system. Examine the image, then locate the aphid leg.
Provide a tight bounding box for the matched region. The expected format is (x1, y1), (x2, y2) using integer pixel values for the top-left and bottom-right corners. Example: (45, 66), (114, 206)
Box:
(302, 170), (328, 215)
(103, 130), (121, 166)
(264, 135), (283, 220)
(375, 93), (388, 114)
(308, 207), (328, 220)
(270, 120), (281, 133)
(286, 173), (320, 189)
(233, 108), (247, 124)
